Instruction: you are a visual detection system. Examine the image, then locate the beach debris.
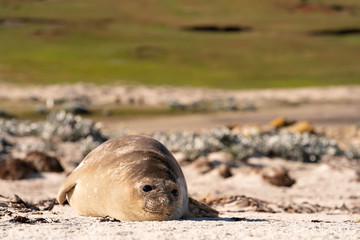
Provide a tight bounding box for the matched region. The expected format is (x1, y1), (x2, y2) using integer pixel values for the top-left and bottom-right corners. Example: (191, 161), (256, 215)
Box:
(197, 195), (354, 214)
(9, 215), (49, 224)
(310, 219), (331, 223)
(99, 217), (121, 222)
(10, 216), (32, 223)
(283, 203), (331, 214)
(0, 195), (56, 212)
(199, 195), (276, 213)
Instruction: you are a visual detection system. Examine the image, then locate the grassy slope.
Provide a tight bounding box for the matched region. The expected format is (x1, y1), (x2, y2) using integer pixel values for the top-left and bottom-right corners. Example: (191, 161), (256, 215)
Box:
(0, 0), (359, 89)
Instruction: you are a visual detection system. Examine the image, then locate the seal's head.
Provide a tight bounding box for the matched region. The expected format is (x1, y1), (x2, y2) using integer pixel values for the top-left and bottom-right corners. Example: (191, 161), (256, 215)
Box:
(136, 179), (182, 220)
(117, 148), (188, 221)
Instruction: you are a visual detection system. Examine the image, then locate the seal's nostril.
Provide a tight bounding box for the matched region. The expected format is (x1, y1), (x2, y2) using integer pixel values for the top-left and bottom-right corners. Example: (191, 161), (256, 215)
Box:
(171, 189), (178, 197)
(142, 185), (153, 192)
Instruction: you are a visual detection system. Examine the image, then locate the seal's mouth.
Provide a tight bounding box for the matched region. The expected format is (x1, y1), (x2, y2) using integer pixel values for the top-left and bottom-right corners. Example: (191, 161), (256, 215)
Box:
(143, 207), (173, 216)
(142, 208), (174, 221)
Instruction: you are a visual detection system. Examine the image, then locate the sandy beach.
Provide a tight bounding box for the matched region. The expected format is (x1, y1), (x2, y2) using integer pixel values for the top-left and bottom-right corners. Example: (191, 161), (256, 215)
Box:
(0, 85), (360, 239)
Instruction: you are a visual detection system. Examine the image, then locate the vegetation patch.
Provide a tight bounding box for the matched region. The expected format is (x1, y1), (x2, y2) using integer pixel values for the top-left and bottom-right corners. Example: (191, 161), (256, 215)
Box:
(0, 0), (359, 88)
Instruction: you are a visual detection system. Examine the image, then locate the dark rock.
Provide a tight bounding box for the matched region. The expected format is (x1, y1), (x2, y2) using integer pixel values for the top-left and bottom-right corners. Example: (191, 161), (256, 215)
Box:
(24, 151), (64, 172)
(261, 166), (296, 187)
(0, 109), (15, 119)
(63, 102), (90, 114)
(0, 159), (37, 180)
(218, 164), (233, 178)
(194, 156), (214, 174)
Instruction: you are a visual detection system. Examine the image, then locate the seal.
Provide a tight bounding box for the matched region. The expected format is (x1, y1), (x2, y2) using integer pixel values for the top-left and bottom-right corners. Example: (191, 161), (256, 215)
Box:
(57, 135), (218, 221)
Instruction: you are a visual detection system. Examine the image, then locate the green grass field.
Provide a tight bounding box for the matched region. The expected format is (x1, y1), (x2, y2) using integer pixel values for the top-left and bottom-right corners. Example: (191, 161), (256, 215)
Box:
(0, 0), (359, 89)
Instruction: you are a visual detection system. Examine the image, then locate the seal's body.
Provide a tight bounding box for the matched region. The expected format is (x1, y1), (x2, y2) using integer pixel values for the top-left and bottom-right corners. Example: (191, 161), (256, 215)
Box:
(57, 135), (218, 221)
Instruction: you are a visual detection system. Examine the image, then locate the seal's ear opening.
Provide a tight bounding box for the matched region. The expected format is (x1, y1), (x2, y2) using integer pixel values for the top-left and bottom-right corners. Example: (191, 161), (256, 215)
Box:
(184, 197), (219, 218)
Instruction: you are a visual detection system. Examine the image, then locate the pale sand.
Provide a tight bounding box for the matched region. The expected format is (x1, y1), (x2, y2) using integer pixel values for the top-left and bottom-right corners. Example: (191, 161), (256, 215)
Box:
(2, 210), (359, 240)
(1, 158), (359, 240)
(0, 85), (360, 239)
(1, 84), (360, 107)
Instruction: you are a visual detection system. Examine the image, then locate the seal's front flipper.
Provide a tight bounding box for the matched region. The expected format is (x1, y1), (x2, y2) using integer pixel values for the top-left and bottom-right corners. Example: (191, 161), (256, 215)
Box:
(184, 197), (219, 218)
(57, 173), (77, 205)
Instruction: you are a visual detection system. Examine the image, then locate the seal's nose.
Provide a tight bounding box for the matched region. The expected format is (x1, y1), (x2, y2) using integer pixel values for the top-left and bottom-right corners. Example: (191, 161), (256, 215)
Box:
(159, 193), (173, 205)
(145, 192), (174, 212)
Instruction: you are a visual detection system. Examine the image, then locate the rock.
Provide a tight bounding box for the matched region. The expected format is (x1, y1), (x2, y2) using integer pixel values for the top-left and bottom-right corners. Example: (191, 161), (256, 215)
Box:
(218, 164), (233, 178)
(0, 109), (14, 119)
(261, 166), (296, 187)
(24, 151), (64, 172)
(286, 121), (314, 134)
(0, 158), (37, 180)
(270, 117), (294, 129)
(0, 136), (11, 155)
(194, 156), (214, 174)
(63, 102), (90, 114)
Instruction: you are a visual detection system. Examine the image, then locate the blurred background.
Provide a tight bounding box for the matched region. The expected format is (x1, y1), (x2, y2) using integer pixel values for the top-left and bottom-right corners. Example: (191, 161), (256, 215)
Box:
(0, 0), (359, 88)
(0, 0), (359, 125)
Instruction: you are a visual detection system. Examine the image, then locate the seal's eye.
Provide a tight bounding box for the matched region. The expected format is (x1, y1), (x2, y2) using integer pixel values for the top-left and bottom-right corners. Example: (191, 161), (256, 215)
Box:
(142, 185), (153, 192)
(171, 189), (178, 197)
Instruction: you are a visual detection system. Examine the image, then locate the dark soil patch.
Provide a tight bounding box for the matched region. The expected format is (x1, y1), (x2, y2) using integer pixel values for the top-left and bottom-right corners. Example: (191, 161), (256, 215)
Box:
(0, 17), (65, 26)
(182, 25), (253, 33)
(295, 3), (357, 15)
(310, 28), (360, 36)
